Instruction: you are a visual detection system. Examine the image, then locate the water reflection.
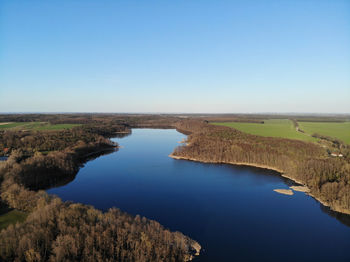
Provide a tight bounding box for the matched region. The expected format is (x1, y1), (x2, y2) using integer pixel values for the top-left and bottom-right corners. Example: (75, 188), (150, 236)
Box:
(320, 204), (350, 227)
(31, 149), (117, 191)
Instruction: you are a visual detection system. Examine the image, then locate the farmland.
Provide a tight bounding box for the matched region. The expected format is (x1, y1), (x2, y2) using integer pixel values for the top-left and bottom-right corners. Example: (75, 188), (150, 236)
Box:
(212, 119), (317, 142)
(0, 122), (81, 131)
(298, 121), (350, 144)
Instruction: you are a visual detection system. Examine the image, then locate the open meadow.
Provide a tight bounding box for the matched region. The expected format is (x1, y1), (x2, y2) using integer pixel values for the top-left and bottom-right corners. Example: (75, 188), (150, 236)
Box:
(212, 119), (317, 142)
(0, 122), (81, 131)
(298, 121), (350, 144)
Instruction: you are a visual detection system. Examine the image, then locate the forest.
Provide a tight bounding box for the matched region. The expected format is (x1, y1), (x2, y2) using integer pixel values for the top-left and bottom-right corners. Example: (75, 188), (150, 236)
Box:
(0, 115), (200, 262)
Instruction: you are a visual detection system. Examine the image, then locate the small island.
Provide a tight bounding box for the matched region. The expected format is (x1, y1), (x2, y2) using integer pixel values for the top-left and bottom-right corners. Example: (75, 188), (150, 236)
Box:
(274, 189), (294, 195)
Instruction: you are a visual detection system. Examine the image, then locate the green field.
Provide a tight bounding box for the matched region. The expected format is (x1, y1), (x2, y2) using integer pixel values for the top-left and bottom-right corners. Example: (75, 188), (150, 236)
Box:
(299, 121), (350, 144)
(0, 122), (28, 129)
(0, 122), (81, 131)
(0, 209), (27, 230)
(33, 123), (81, 130)
(213, 119), (317, 142)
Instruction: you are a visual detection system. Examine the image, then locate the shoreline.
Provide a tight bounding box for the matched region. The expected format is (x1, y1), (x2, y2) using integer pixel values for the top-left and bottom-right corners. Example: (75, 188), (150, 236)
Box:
(78, 145), (118, 159)
(114, 131), (130, 134)
(169, 153), (350, 215)
(169, 154), (285, 173)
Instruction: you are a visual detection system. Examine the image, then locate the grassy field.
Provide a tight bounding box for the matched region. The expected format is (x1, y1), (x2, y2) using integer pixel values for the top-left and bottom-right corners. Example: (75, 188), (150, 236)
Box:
(299, 121), (350, 144)
(213, 119), (317, 142)
(0, 209), (27, 230)
(0, 122), (28, 129)
(0, 122), (81, 131)
(33, 123), (81, 130)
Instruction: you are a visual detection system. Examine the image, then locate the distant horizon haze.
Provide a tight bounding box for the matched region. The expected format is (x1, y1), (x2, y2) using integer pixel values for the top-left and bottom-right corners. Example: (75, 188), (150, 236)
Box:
(1, 0), (349, 113)
(0, 111), (349, 116)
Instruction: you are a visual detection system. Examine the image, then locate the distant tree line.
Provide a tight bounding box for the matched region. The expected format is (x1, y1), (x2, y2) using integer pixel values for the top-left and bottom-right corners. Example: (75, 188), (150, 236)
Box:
(0, 122), (129, 156)
(205, 117), (264, 124)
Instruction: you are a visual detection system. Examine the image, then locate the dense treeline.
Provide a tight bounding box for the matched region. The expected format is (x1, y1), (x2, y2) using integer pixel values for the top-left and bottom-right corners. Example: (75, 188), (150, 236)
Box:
(0, 113), (121, 124)
(120, 116), (179, 129)
(0, 114), (96, 124)
(0, 138), (116, 190)
(0, 122), (129, 156)
(172, 120), (350, 214)
(290, 119), (305, 133)
(0, 121), (124, 188)
(296, 118), (349, 122)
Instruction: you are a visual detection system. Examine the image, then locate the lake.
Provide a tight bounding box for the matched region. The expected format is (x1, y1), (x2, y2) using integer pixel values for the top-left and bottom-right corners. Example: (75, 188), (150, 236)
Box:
(48, 129), (350, 262)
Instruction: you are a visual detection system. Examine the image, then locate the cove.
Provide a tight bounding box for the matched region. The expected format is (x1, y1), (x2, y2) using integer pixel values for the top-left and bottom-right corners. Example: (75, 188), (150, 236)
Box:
(48, 129), (350, 262)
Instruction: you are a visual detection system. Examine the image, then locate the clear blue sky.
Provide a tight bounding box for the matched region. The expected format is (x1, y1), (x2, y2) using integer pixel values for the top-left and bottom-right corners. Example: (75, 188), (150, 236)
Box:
(1, 0), (349, 113)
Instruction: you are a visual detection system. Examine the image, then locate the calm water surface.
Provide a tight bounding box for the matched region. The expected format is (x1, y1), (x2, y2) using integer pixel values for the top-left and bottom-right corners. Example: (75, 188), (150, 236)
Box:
(48, 129), (350, 262)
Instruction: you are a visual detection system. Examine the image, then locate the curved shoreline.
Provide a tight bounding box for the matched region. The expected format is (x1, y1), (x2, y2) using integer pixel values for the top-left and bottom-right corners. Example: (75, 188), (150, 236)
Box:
(169, 154), (284, 173)
(169, 153), (350, 215)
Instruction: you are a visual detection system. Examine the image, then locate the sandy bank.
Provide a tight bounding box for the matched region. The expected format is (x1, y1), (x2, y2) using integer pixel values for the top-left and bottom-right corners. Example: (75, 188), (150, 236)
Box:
(274, 189), (294, 195)
(290, 186), (310, 192)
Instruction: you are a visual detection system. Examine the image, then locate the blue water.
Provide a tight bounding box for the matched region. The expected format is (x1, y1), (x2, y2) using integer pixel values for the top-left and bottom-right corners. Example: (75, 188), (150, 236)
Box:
(48, 129), (350, 262)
